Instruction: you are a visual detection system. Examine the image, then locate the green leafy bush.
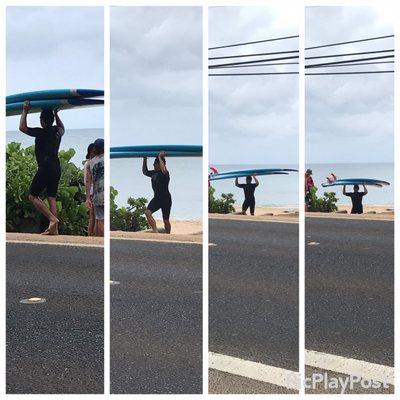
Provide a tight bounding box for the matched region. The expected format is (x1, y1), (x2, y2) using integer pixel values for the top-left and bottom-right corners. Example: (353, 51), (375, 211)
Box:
(6, 142), (88, 235)
(308, 186), (338, 212)
(110, 187), (149, 231)
(209, 186), (236, 214)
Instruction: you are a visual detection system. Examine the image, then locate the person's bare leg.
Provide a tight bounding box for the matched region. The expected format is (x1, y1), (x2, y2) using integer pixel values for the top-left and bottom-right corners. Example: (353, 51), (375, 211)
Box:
(88, 206), (95, 236)
(95, 220), (104, 237)
(164, 219), (171, 234)
(145, 209), (158, 233)
(28, 195), (59, 235)
(46, 197), (59, 235)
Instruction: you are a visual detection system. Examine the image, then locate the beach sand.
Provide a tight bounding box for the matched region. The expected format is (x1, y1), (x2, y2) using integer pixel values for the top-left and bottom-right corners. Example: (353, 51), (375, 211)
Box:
(111, 219), (202, 243)
(307, 204), (394, 220)
(210, 206), (299, 223)
(210, 204), (393, 222)
(6, 232), (104, 246)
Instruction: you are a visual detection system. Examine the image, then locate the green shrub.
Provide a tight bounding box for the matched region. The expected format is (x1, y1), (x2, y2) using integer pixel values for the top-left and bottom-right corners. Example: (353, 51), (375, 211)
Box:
(110, 187), (149, 231)
(6, 142), (88, 235)
(209, 186), (236, 214)
(308, 186), (338, 212)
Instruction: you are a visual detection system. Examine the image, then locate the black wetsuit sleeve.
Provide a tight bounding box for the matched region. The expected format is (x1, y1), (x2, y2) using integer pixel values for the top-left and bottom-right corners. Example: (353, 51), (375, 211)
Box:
(237, 184), (245, 188)
(144, 170), (155, 178)
(24, 127), (43, 137)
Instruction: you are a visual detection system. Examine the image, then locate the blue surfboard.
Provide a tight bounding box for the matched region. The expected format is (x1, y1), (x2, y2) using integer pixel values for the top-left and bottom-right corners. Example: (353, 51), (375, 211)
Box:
(111, 150), (202, 159)
(328, 178), (389, 184)
(6, 98), (104, 117)
(111, 145), (202, 153)
(322, 178), (390, 187)
(212, 168), (298, 177)
(6, 89), (104, 104)
(209, 171), (289, 181)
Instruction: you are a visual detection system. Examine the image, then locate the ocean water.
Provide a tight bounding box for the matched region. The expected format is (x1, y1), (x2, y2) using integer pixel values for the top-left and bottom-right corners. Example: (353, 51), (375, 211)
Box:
(211, 164), (299, 208)
(307, 163), (394, 206)
(6, 128), (104, 166)
(111, 157), (202, 220)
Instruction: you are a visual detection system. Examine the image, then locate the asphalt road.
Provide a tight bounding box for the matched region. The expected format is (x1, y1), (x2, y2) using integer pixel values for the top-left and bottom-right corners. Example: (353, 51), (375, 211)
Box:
(110, 239), (202, 394)
(6, 242), (104, 394)
(306, 217), (394, 366)
(209, 219), (299, 382)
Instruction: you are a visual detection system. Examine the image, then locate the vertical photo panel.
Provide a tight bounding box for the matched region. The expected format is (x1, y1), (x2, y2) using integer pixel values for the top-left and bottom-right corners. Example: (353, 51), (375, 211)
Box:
(305, 6), (394, 394)
(109, 6), (203, 394)
(6, 6), (104, 394)
(208, 6), (299, 394)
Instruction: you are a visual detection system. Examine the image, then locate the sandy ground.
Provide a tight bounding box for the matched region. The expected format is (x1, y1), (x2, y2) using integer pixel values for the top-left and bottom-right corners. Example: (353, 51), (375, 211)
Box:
(111, 219), (202, 243)
(210, 204), (393, 222)
(210, 206), (299, 223)
(7, 204), (392, 246)
(307, 204), (394, 221)
(6, 232), (104, 246)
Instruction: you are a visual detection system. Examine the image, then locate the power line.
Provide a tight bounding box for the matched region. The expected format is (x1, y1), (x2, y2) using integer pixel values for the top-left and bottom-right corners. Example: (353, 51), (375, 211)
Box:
(209, 55), (299, 69)
(209, 72), (299, 76)
(209, 49), (299, 60)
(211, 61), (392, 70)
(209, 70), (393, 76)
(212, 62), (299, 69)
(209, 35), (299, 50)
(305, 34), (394, 50)
(306, 49), (394, 60)
(306, 54), (394, 69)
(209, 49), (394, 69)
(306, 70), (394, 76)
(311, 61), (394, 68)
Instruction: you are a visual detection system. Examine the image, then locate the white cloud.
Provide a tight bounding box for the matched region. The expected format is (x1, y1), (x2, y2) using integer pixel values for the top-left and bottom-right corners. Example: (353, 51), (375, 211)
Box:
(6, 7), (104, 130)
(209, 6), (299, 164)
(110, 6), (202, 145)
(306, 6), (394, 163)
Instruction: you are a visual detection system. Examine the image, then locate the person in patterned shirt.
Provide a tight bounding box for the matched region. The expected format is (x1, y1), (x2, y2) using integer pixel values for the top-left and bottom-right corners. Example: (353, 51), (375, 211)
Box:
(85, 138), (104, 236)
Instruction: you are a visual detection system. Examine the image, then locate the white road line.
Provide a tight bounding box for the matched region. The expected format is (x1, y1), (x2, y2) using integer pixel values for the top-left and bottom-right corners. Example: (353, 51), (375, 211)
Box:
(6, 240), (103, 248)
(209, 352), (300, 391)
(111, 237), (202, 245)
(305, 350), (394, 385)
(209, 350), (394, 390)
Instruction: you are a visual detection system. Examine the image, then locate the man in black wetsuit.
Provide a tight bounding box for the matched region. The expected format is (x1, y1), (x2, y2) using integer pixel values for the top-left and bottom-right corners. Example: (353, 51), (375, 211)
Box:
(235, 175), (259, 216)
(343, 184), (368, 214)
(143, 151), (172, 233)
(19, 100), (65, 235)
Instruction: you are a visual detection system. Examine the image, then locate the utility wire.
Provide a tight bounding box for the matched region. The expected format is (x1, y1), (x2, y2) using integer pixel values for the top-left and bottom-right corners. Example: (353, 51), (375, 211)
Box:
(306, 70), (394, 75)
(209, 55), (299, 69)
(209, 72), (299, 76)
(212, 62), (299, 69)
(309, 61), (394, 68)
(209, 49), (299, 60)
(210, 61), (392, 70)
(210, 48), (393, 62)
(306, 54), (394, 69)
(209, 70), (393, 76)
(209, 35), (298, 50)
(209, 50), (394, 69)
(305, 34), (394, 50)
(306, 49), (394, 60)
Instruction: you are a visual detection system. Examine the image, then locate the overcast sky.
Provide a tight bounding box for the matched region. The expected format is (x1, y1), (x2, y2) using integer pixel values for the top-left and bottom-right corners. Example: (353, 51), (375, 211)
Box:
(6, 7), (104, 131)
(110, 6), (202, 146)
(306, 6), (394, 164)
(209, 6), (299, 165)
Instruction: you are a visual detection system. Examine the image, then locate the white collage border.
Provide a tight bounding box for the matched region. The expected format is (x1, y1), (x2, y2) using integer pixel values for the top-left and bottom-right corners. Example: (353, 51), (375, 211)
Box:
(0, 1), (398, 399)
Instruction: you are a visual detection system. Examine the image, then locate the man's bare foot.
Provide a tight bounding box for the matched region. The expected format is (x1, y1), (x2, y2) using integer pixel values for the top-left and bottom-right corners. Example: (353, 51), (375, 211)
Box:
(42, 220), (59, 235)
